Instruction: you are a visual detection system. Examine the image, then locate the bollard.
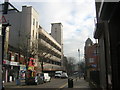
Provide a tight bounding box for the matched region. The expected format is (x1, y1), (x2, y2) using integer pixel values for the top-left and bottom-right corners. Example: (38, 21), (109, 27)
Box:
(68, 78), (73, 88)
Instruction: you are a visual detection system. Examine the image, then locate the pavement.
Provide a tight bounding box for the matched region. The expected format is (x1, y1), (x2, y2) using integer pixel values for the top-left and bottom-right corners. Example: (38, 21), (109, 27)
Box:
(3, 80), (26, 88)
(62, 76), (90, 89)
(73, 77), (90, 88)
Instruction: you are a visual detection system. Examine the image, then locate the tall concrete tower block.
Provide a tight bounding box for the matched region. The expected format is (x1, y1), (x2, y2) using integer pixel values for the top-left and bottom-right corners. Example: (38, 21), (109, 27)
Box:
(51, 23), (63, 46)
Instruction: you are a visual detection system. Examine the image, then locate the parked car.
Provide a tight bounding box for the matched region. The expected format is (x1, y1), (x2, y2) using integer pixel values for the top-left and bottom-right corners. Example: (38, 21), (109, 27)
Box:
(61, 72), (68, 78)
(40, 73), (51, 82)
(25, 74), (44, 85)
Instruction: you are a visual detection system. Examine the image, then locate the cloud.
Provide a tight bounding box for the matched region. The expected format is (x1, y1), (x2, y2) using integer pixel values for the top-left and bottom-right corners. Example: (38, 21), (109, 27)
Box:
(10, 0), (96, 62)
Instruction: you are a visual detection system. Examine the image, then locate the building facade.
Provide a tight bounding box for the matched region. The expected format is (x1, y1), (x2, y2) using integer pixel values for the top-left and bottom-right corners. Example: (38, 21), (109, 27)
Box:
(38, 26), (62, 76)
(2, 2), (64, 82)
(2, 4), (40, 82)
(94, 1), (120, 89)
(84, 38), (99, 85)
(51, 23), (64, 70)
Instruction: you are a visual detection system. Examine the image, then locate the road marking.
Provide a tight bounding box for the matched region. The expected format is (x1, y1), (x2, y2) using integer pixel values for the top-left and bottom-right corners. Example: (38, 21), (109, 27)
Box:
(59, 82), (68, 88)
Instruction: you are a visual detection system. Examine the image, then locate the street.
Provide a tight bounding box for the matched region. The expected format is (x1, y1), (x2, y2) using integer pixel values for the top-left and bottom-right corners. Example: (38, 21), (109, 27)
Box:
(4, 77), (90, 89)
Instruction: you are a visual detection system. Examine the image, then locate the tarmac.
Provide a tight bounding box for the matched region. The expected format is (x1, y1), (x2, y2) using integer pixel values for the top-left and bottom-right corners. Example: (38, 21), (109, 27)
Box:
(3, 77), (92, 89)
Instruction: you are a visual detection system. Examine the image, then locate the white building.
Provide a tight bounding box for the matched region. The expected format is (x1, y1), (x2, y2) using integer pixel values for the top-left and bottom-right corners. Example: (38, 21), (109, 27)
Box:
(5, 6), (39, 52)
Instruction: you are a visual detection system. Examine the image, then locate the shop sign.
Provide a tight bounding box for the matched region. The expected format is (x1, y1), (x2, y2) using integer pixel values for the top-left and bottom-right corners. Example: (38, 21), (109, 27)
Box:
(10, 61), (20, 66)
(3, 60), (10, 65)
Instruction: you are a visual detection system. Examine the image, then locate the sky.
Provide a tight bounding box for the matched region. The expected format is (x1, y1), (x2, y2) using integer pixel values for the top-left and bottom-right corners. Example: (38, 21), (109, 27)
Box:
(1, 0), (96, 62)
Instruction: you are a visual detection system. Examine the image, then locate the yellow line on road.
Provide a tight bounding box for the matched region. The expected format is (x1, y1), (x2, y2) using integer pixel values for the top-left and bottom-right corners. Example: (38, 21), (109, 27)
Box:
(59, 82), (68, 88)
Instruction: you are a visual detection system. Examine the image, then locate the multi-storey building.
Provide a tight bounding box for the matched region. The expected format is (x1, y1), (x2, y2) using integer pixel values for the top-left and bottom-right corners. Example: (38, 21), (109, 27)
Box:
(38, 25), (62, 76)
(51, 23), (64, 70)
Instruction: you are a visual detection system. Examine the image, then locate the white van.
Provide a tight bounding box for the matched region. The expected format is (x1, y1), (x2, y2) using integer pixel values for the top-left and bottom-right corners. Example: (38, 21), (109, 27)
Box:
(55, 71), (68, 78)
(55, 71), (63, 78)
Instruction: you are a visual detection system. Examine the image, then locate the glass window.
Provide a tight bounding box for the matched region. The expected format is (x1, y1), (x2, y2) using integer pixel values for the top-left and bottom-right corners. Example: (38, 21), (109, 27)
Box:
(36, 21), (38, 28)
(33, 30), (34, 37)
(33, 18), (35, 25)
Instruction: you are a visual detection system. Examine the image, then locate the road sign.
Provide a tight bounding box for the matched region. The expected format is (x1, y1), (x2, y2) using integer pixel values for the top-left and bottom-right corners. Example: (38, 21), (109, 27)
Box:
(0, 15), (7, 24)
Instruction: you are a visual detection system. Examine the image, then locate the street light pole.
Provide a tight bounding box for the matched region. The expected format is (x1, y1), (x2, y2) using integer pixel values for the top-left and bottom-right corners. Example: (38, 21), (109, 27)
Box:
(78, 49), (80, 78)
(78, 49), (80, 62)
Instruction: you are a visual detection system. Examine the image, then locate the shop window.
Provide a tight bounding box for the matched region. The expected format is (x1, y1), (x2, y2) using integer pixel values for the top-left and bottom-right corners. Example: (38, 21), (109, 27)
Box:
(15, 54), (18, 62)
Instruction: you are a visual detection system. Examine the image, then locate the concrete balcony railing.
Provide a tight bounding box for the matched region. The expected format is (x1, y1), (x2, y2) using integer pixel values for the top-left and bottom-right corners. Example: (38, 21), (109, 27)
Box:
(39, 39), (62, 56)
(43, 63), (62, 71)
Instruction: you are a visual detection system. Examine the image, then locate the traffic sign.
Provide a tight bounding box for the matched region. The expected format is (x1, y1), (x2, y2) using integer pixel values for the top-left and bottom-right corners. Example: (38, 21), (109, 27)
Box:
(0, 15), (7, 23)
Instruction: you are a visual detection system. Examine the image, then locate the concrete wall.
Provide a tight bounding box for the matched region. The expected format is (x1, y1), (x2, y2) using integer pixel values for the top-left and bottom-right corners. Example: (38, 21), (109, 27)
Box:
(51, 23), (63, 45)
(5, 12), (21, 49)
(20, 6), (39, 48)
(98, 34), (107, 88)
(6, 6), (39, 51)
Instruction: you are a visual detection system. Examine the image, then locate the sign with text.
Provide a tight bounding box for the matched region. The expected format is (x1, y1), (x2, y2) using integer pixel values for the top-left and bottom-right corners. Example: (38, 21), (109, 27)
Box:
(10, 61), (20, 66)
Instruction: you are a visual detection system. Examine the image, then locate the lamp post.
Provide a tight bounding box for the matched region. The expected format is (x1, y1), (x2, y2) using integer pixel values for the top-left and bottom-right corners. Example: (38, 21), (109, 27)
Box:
(78, 49), (80, 79)
(78, 49), (80, 62)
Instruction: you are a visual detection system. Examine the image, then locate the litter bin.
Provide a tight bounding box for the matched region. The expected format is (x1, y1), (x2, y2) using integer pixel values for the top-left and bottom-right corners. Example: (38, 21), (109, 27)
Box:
(68, 78), (73, 88)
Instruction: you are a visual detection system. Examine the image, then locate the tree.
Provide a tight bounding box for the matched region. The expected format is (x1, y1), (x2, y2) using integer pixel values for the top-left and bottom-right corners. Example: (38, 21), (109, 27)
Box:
(66, 57), (76, 76)
(79, 61), (85, 74)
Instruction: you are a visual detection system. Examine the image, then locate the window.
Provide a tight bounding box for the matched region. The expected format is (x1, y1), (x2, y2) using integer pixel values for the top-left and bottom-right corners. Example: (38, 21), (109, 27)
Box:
(36, 32), (37, 39)
(36, 21), (38, 28)
(33, 18), (35, 25)
(39, 34), (41, 38)
(33, 30), (34, 38)
(55, 28), (57, 32)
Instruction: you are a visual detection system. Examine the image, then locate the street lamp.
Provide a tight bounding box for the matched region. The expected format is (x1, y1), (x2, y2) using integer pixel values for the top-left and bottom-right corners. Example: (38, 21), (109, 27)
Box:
(78, 49), (80, 62)
(78, 49), (81, 78)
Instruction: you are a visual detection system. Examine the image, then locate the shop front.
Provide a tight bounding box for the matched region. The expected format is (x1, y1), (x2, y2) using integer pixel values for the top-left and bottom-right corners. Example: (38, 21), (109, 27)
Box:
(20, 65), (26, 80)
(9, 61), (20, 82)
(3, 59), (10, 82)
